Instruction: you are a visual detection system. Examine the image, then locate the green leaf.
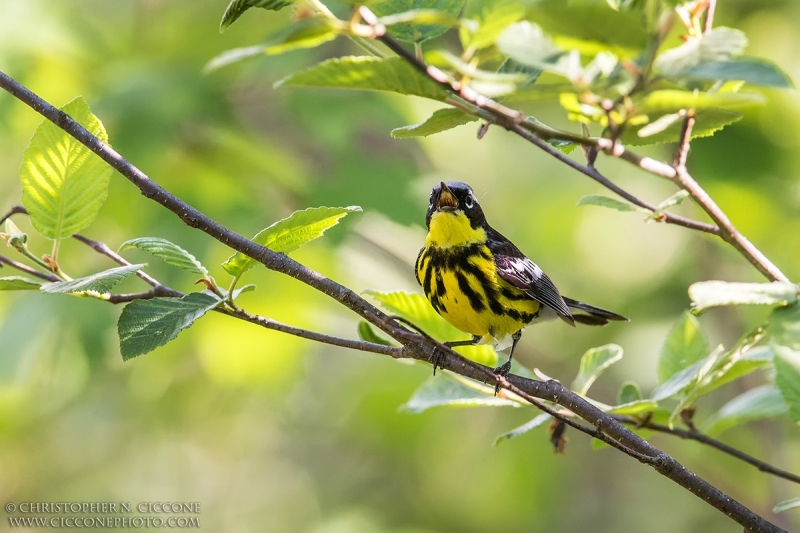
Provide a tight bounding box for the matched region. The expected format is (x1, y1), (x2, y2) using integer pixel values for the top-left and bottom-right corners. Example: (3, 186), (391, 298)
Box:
(624, 108), (743, 146)
(223, 206), (361, 279)
(702, 385), (787, 436)
(607, 400), (658, 416)
(689, 281), (798, 314)
(220, 0), (292, 32)
(658, 312), (709, 383)
(774, 497), (800, 514)
(651, 348), (721, 402)
(493, 413), (552, 447)
(20, 97), (112, 241)
(497, 22), (583, 82)
(770, 303), (800, 351)
(692, 345), (772, 398)
(572, 344), (623, 395)
(369, 0), (465, 42)
(365, 290), (498, 366)
(357, 320), (394, 346)
(204, 45), (267, 73)
(679, 58), (793, 88)
(118, 293), (221, 360)
(400, 374), (521, 414)
(460, 0), (527, 50)
(0, 276), (45, 290)
(577, 195), (640, 213)
(41, 264), (145, 295)
(655, 27), (747, 75)
(120, 237), (207, 275)
(391, 108), (479, 138)
(637, 89), (766, 113)
(275, 56), (450, 102)
(265, 18), (339, 55)
(618, 381), (642, 404)
(498, 59), (542, 88)
(773, 343), (800, 425)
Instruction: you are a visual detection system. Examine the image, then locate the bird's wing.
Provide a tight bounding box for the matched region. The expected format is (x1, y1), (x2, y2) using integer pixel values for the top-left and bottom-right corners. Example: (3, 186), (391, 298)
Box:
(414, 246), (425, 287)
(490, 237), (574, 325)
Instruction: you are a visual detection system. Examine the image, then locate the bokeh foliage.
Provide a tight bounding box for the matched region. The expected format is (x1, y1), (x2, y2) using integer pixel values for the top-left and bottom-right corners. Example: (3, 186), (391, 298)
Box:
(2, 0), (800, 531)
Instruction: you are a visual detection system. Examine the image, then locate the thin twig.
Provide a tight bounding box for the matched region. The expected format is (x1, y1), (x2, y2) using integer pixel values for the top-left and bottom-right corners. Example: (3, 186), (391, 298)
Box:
(0, 254), (60, 282)
(616, 415), (800, 485)
(0, 205), (28, 226)
(0, 69), (786, 533)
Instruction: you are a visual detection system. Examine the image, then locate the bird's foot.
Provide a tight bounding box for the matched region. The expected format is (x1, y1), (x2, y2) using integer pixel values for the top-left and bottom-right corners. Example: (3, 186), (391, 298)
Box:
(492, 361), (512, 395)
(431, 347), (446, 376)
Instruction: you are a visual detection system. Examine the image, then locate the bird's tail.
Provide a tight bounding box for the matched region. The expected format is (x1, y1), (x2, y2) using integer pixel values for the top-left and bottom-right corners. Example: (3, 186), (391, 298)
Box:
(563, 297), (628, 326)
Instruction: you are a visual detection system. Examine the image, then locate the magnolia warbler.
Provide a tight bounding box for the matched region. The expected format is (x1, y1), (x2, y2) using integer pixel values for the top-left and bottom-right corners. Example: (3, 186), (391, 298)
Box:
(415, 181), (628, 377)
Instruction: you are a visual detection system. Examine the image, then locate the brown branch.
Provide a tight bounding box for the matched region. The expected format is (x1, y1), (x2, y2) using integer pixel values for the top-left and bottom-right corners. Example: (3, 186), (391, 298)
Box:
(361, 12), (788, 282)
(0, 205), (28, 226)
(671, 118), (789, 282)
(616, 415), (800, 485)
(0, 253), (60, 282)
(0, 69), (787, 533)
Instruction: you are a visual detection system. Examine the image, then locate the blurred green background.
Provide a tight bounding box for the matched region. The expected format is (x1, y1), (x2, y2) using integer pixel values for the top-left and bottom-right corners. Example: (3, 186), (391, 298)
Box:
(1, 0), (800, 531)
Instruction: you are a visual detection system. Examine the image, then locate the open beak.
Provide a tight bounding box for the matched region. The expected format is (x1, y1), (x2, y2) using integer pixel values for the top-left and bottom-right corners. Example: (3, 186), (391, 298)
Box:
(437, 182), (459, 211)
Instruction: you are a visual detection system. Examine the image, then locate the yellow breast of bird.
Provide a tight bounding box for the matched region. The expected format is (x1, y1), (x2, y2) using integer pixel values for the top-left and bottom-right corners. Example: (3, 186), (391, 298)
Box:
(416, 211), (540, 346)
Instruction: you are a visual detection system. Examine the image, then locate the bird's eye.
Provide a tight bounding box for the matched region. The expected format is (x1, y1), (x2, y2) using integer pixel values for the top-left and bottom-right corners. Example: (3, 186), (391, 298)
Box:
(464, 195), (474, 208)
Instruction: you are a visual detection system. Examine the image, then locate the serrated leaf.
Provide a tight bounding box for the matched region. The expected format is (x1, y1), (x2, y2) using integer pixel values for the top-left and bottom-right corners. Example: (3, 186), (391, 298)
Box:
(223, 206), (361, 279)
(460, 0), (526, 50)
(20, 97), (112, 241)
(498, 58), (542, 88)
(689, 281), (798, 314)
(220, 0), (292, 32)
(400, 374), (521, 414)
(41, 264), (145, 295)
(702, 385), (786, 436)
(572, 344), (623, 395)
(369, 0), (465, 42)
(659, 312), (709, 383)
(655, 27), (747, 75)
(680, 58), (793, 88)
(0, 276), (44, 290)
(770, 303), (800, 351)
(493, 413), (552, 447)
(577, 195), (640, 213)
(637, 89), (765, 113)
(774, 497), (800, 514)
(357, 320), (394, 346)
(624, 107), (743, 146)
(391, 108), (479, 138)
(693, 345), (772, 398)
(497, 22), (582, 81)
(618, 381), (642, 404)
(120, 237), (207, 275)
(118, 292), (221, 360)
(773, 343), (800, 425)
(275, 56), (450, 102)
(366, 290), (498, 366)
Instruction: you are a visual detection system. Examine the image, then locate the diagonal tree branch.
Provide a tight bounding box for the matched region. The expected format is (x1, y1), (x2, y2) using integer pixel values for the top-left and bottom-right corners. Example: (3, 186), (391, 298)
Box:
(0, 253), (61, 282)
(0, 69), (787, 533)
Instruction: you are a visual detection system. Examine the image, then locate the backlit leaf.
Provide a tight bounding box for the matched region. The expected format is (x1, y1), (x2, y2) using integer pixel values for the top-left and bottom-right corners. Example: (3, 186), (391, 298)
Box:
(20, 97), (112, 240)
(773, 343), (800, 425)
(223, 206), (361, 279)
(493, 413), (552, 447)
(572, 344), (623, 395)
(220, 0), (292, 32)
(680, 58), (793, 88)
(369, 0), (465, 42)
(703, 385), (786, 436)
(577, 195), (640, 213)
(391, 108), (479, 138)
(0, 276), (44, 291)
(275, 57), (450, 102)
(41, 264), (145, 295)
